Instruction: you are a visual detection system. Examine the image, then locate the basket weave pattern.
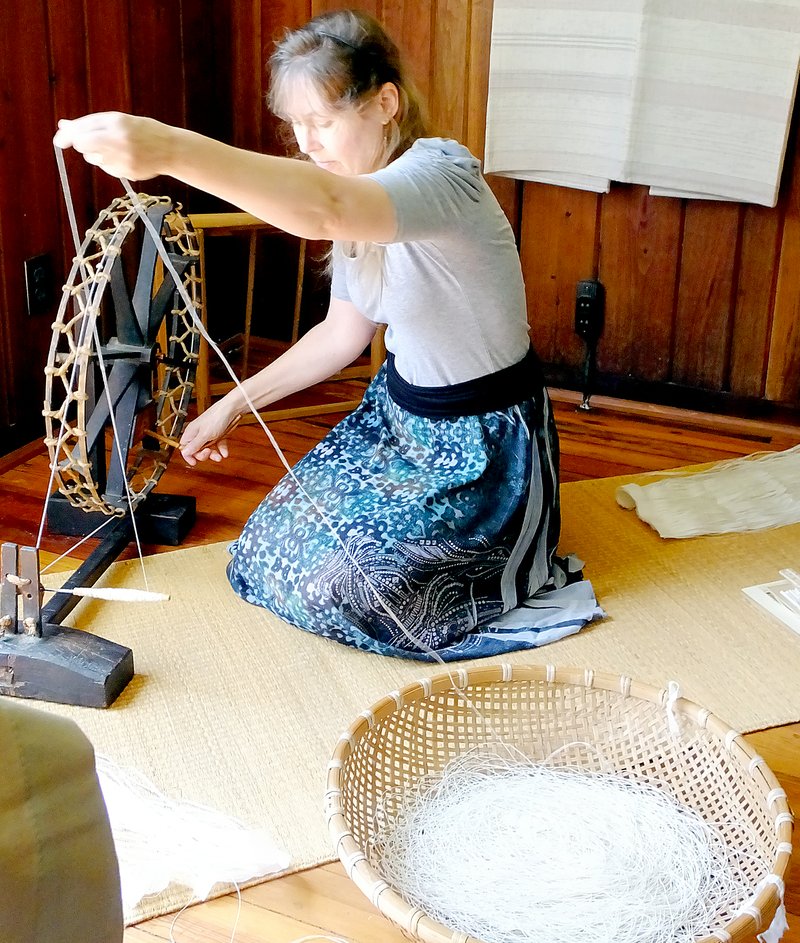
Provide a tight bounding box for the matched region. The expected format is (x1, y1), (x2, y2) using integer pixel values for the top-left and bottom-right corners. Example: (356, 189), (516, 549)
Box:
(326, 664), (794, 943)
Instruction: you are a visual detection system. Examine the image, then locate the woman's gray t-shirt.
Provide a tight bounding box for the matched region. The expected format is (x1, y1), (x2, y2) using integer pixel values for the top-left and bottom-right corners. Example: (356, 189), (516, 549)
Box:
(330, 137), (530, 387)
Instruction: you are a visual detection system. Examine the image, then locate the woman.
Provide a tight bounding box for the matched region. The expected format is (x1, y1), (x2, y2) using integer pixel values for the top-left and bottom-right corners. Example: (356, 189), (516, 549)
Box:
(55, 9), (601, 660)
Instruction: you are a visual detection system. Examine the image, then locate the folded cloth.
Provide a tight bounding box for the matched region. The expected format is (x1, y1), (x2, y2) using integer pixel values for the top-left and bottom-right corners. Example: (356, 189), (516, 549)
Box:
(616, 447), (800, 538)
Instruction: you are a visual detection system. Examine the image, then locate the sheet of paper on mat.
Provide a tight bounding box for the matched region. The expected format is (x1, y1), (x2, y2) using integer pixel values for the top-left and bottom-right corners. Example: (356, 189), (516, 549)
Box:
(616, 447), (800, 538)
(742, 580), (800, 640)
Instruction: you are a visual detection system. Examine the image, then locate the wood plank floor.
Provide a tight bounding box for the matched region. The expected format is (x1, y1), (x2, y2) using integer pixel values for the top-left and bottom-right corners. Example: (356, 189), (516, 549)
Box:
(1, 386), (798, 943)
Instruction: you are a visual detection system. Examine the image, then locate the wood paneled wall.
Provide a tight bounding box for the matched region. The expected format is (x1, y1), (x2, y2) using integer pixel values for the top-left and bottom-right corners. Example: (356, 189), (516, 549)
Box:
(1, 0), (798, 453)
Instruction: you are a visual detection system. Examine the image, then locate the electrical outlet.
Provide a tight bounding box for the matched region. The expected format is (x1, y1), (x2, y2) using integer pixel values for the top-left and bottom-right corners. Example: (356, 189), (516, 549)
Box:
(24, 253), (56, 316)
(575, 279), (605, 343)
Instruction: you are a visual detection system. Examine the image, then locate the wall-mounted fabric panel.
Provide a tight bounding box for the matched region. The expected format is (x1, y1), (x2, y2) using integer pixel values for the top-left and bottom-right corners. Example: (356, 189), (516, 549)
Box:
(485, 0), (800, 206)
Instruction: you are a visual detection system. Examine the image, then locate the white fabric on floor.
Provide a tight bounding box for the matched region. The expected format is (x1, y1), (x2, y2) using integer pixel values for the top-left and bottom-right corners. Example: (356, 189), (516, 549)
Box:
(616, 446), (800, 538)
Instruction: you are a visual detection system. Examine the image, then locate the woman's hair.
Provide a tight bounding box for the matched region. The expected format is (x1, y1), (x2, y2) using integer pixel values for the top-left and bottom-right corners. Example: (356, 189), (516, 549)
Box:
(268, 9), (429, 163)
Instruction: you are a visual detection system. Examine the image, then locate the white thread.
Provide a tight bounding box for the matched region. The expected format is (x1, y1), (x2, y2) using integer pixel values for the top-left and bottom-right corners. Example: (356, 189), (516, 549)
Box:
(44, 586), (169, 603)
(41, 148), (102, 552)
(749, 756), (766, 775)
(50, 151), (152, 588)
(620, 675), (632, 696)
(170, 884), (241, 943)
(666, 681), (681, 735)
(370, 880), (391, 907)
(762, 874), (785, 895)
(162, 884), (353, 943)
(343, 851), (367, 874)
(89, 317), (151, 586)
(724, 729), (740, 751)
(767, 788), (787, 807)
(368, 747), (759, 943)
(39, 515), (117, 574)
(546, 663), (556, 682)
(777, 842), (792, 854)
(739, 903), (762, 929)
(47, 152), (174, 592)
(774, 812), (793, 829)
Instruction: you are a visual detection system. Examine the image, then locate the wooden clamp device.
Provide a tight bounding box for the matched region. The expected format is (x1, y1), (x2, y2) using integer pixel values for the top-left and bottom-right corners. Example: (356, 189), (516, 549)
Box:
(0, 538), (134, 708)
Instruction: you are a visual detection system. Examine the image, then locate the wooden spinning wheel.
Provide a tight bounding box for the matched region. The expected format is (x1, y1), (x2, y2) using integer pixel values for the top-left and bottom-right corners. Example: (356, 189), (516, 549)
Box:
(43, 193), (201, 523)
(0, 193), (202, 708)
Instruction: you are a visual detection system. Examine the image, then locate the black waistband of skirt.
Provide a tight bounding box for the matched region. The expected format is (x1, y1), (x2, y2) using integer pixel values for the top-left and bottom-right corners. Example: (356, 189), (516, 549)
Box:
(385, 346), (544, 419)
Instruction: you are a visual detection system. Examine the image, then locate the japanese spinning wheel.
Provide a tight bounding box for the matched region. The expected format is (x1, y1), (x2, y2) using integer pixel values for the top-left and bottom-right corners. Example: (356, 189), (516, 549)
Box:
(1, 193), (201, 708)
(44, 193), (201, 526)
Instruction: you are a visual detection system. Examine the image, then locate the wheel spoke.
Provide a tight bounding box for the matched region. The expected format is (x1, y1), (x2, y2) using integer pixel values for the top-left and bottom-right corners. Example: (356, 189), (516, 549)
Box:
(146, 252), (193, 341)
(109, 252), (144, 346)
(131, 203), (170, 339)
(105, 379), (142, 503)
(83, 360), (140, 455)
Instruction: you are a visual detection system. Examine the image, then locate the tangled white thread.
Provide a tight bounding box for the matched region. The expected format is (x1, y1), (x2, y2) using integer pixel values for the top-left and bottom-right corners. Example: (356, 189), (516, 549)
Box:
(368, 748), (758, 943)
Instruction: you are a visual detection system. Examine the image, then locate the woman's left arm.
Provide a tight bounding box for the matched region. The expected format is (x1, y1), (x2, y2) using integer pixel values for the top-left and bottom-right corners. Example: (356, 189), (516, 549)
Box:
(54, 112), (396, 243)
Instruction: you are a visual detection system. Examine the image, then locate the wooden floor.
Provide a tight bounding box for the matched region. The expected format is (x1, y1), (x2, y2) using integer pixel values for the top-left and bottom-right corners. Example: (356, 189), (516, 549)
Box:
(1, 385), (799, 943)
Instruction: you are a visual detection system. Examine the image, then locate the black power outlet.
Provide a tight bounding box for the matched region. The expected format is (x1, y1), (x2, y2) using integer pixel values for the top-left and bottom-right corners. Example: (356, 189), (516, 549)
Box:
(574, 279), (605, 343)
(24, 253), (56, 316)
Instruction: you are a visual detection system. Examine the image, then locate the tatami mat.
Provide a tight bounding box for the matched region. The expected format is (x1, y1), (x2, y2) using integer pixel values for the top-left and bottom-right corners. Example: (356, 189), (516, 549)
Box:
(34, 472), (800, 923)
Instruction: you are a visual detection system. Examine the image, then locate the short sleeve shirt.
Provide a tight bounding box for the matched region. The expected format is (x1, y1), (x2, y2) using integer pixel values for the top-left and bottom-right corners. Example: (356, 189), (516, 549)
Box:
(330, 138), (530, 387)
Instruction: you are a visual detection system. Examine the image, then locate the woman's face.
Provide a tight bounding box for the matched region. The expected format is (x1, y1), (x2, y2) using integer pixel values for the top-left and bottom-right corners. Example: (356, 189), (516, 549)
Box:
(284, 78), (397, 176)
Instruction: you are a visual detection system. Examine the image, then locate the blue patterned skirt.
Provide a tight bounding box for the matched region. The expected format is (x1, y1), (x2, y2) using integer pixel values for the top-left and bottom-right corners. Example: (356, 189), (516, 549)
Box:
(227, 366), (602, 660)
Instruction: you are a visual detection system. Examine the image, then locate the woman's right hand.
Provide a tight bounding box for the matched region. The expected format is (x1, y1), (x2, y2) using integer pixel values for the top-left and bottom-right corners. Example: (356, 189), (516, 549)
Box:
(54, 112), (173, 181)
(179, 399), (241, 467)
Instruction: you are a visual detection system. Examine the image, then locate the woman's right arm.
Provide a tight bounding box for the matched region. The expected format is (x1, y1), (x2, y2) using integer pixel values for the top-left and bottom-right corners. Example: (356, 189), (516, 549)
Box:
(179, 297), (377, 465)
(54, 113), (397, 243)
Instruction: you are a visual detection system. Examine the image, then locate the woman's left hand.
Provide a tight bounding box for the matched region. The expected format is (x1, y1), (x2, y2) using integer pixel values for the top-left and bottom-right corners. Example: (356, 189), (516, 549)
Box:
(53, 112), (173, 180)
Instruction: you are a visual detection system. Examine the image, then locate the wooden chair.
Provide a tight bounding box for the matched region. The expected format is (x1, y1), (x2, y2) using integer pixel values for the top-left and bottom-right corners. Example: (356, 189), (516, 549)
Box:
(188, 212), (385, 422)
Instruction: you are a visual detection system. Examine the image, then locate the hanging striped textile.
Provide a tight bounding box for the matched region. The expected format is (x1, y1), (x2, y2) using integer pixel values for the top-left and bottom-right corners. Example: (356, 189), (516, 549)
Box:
(484, 0), (800, 206)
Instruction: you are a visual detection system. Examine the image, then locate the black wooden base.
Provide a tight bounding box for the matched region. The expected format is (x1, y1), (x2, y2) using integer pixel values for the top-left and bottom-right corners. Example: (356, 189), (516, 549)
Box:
(0, 625), (134, 708)
(47, 492), (196, 546)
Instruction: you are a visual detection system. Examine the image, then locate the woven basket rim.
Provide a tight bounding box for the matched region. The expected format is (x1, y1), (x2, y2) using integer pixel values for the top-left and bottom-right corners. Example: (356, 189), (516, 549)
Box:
(325, 662), (794, 943)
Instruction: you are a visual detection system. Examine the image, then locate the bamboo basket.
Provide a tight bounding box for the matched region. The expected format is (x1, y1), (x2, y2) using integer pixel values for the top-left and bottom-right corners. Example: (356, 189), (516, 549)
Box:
(325, 663), (794, 943)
